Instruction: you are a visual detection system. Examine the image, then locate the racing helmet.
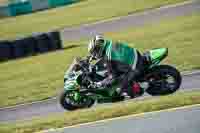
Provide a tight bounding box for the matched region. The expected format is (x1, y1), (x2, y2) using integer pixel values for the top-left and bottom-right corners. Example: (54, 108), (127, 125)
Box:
(88, 35), (105, 59)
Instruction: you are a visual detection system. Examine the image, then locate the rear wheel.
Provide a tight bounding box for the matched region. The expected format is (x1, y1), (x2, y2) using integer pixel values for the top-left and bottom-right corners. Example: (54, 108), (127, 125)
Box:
(145, 65), (182, 96)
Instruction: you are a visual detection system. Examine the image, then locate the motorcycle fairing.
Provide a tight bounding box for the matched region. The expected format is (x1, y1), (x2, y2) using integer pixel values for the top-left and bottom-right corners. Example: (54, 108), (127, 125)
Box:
(149, 48), (168, 65)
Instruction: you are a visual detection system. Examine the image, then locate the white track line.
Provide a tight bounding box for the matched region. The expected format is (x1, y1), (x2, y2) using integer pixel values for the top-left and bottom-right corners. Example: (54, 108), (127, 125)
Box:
(39, 104), (200, 133)
(61, 0), (196, 31)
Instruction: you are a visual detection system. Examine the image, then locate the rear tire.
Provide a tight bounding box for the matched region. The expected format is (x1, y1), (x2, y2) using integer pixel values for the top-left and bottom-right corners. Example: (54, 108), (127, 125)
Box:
(145, 65), (182, 96)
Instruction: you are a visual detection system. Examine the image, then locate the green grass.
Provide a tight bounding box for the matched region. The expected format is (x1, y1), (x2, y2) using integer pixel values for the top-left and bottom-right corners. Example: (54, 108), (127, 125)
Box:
(0, 0), (188, 40)
(0, 13), (200, 108)
(0, 90), (200, 133)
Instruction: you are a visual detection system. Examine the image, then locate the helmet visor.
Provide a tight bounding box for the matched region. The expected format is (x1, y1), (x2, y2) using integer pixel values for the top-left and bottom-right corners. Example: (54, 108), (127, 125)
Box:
(92, 45), (101, 58)
(95, 39), (105, 46)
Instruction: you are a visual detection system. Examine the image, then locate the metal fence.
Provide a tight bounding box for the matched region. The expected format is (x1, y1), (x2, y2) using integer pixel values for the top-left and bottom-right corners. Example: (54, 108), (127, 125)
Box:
(0, 0), (77, 18)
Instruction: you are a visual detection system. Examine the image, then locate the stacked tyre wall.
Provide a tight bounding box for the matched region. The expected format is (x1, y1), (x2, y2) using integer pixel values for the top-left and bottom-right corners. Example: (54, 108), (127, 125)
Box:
(0, 31), (63, 62)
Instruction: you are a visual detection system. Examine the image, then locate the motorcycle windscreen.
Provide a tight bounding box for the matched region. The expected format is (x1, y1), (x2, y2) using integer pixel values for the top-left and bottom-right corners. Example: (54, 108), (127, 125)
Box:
(149, 48), (168, 64)
(64, 80), (79, 90)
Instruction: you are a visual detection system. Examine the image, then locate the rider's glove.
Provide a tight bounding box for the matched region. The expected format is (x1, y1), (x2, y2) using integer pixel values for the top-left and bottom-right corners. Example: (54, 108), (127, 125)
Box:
(96, 82), (103, 88)
(97, 81), (112, 88)
(89, 82), (103, 89)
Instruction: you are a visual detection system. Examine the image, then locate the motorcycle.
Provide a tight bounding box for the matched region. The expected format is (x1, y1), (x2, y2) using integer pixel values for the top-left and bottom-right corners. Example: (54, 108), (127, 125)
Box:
(59, 48), (182, 110)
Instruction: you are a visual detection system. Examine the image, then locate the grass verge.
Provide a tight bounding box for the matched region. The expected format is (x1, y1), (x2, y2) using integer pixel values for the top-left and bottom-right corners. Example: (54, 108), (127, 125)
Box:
(0, 13), (200, 108)
(0, 90), (200, 133)
(0, 0), (188, 40)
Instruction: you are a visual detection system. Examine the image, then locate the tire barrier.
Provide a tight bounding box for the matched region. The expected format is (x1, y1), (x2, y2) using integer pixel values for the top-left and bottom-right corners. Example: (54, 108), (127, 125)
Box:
(12, 39), (27, 58)
(47, 31), (62, 50)
(12, 37), (37, 58)
(0, 31), (62, 62)
(0, 41), (13, 61)
(24, 36), (38, 55)
(34, 33), (51, 53)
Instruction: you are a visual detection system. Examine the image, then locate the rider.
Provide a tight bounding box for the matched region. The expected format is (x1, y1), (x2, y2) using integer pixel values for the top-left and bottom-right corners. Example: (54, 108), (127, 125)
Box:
(88, 35), (146, 97)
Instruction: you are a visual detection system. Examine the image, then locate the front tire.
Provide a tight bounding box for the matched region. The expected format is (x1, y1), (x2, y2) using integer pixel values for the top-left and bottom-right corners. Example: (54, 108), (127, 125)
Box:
(145, 65), (182, 96)
(59, 90), (95, 111)
(59, 90), (78, 111)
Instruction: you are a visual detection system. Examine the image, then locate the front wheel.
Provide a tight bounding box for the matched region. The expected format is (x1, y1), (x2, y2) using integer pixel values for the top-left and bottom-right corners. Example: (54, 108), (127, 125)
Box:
(59, 90), (95, 111)
(145, 65), (182, 96)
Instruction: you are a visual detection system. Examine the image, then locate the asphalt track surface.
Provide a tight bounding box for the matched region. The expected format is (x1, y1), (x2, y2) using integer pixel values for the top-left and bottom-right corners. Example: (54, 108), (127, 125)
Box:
(61, 0), (200, 41)
(48, 105), (200, 133)
(0, 1), (200, 123)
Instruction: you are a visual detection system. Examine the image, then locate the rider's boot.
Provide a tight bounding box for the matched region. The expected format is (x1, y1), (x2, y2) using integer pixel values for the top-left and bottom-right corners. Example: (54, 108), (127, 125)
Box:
(115, 88), (130, 99)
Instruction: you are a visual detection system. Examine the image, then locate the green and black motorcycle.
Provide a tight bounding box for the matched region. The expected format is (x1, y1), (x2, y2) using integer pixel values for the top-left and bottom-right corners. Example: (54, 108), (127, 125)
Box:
(60, 48), (182, 110)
